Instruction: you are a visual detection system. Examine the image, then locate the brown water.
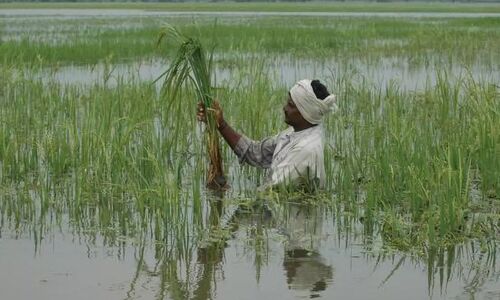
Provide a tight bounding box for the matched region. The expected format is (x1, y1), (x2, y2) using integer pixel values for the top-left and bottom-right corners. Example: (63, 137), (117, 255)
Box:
(1, 194), (499, 300)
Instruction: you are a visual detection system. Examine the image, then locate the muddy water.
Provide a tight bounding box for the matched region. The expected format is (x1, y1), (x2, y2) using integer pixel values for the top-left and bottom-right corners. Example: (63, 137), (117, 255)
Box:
(1, 197), (498, 300)
(2, 83), (499, 297)
(31, 57), (500, 92)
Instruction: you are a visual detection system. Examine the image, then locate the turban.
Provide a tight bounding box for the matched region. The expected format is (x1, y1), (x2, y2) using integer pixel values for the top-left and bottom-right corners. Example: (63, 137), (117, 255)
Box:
(289, 79), (337, 125)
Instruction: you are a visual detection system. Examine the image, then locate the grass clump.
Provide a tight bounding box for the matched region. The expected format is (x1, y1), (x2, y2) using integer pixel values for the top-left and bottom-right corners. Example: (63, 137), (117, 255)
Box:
(156, 24), (225, 189)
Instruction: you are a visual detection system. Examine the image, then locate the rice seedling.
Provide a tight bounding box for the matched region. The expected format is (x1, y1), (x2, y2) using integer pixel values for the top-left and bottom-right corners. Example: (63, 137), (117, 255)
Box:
(155, 24), (225, 190)
(2, 14), (500, 70)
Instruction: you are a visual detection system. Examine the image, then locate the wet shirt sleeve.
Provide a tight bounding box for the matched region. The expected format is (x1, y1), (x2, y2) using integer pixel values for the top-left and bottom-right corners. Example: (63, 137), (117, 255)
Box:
(234, 135), (277, 169)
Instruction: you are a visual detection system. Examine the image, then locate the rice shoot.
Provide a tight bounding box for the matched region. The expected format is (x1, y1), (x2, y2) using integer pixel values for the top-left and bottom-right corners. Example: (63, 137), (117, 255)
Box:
(156, 24), (225, 189)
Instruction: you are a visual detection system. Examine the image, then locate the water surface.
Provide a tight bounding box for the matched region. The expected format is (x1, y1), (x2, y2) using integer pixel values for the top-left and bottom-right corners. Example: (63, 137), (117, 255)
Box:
(2, 197), (498, 300)
(2, 9), (500, 19)
(31, 57), (500, 92)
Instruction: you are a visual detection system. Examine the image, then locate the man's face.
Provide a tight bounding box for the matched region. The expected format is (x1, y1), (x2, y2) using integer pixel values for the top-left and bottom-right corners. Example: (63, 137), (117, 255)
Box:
(283, 94), (304, 126)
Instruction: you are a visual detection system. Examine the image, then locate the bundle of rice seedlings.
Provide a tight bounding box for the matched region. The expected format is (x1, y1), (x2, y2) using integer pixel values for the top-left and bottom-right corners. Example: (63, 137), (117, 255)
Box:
(155, 24), (225, 189)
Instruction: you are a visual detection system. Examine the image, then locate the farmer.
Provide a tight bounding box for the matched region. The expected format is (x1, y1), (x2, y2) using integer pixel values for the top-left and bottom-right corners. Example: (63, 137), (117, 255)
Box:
(198, 79), (337, 190)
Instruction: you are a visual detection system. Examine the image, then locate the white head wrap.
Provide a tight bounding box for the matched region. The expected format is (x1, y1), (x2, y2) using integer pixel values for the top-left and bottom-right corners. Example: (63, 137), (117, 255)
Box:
(289, 79), (337, 125)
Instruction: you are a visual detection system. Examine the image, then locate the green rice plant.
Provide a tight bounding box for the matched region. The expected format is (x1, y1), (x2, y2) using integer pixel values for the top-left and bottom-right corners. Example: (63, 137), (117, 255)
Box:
(155, 24), (224, 190)
(3, 15), (500, 70)
(462, 79), (500, 198)
(1, 13), (500, 297)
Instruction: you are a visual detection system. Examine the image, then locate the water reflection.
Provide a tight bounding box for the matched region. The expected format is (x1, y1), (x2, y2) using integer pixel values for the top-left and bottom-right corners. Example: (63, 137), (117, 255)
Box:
(282, 205), (333, 297)
(284, 250), (333, 298)
(234, 199), (335, 299)
(1, 187), (499, 299)
(120, 195), (337, 300)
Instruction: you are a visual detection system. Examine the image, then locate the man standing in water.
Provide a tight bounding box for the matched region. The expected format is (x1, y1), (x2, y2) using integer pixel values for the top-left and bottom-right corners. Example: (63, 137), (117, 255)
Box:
(198, 79), (337, 190)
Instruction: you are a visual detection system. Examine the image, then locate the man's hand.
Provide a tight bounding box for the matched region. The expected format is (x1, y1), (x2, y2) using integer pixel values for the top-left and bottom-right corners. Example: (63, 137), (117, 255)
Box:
(198, 100), (241, 149)
(197, 100), (224, 128)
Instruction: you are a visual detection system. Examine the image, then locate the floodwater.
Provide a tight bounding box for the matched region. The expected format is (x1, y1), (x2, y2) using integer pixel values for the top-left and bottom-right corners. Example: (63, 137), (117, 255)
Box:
(2, 197), (498, 300)
(2, 9), (500, 19)
(30, 57), (500, 92)
(1, 9), (500, 300)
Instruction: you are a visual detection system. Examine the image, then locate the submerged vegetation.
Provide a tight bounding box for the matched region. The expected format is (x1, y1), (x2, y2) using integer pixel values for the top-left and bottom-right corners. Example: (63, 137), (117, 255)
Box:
(0, 4), (499, 299)
(1, 56), (498, 253)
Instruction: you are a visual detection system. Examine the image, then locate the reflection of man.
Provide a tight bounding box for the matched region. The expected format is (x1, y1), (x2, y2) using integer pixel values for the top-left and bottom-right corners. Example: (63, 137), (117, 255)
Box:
(281, 203), (333, 298)
(198, 79), (337, 190)
(283, 251), (333, 297)
(214, 200), (334, 298)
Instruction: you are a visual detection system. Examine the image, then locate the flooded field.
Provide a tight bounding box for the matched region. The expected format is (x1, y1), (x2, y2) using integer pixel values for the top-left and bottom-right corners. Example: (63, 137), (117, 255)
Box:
(2, 200), (498, 300)
(1, 5), (499, 300)
(2, 8), (500, 18)
(27, 57), (499, 91)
